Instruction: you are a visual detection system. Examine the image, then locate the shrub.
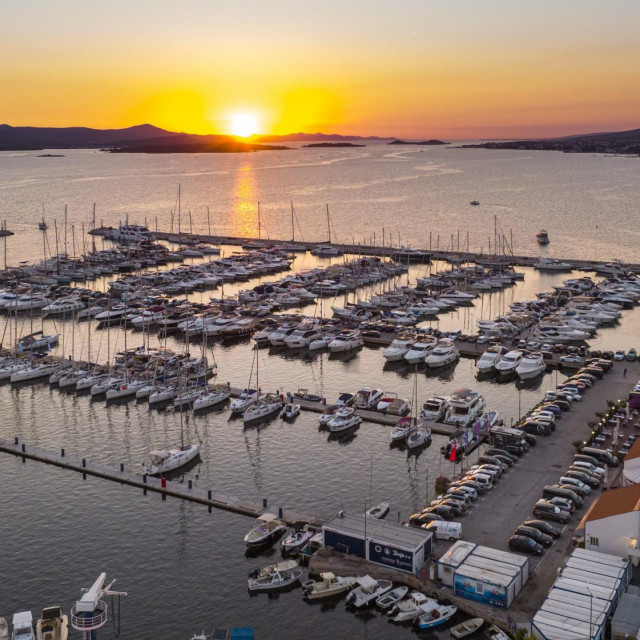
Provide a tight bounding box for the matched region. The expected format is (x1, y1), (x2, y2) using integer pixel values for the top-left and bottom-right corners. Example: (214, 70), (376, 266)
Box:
(434, 476), (450, 496)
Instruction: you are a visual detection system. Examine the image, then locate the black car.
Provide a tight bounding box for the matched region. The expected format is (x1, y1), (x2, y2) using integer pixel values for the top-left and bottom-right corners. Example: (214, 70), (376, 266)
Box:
(532, 500), (571, 524)
(458, 479), (486, 495)
(487, 447), (518, 461)
(423, 505), (455, 520)
(602, 350), (614, 360)
(523, 519), (562, 539)
(589, 350), (602, 358)
(564, 469), (600, 488)
(409, 512), (443, 525)
(503, 444), (525, 456)
(520, 422), (550, 436)
(508, 535), (544, 556)
(514, 525), (553, 547)
(521, 433), (537, 446)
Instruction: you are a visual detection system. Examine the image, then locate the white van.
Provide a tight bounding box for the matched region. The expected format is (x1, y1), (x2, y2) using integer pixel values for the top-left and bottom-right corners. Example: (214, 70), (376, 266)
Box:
(424, 521), (462, 541)
(464, 472), (494, 489)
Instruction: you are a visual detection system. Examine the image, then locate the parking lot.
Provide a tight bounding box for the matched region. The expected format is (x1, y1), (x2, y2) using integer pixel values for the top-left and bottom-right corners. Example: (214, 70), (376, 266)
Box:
(437, 359), (640, 617)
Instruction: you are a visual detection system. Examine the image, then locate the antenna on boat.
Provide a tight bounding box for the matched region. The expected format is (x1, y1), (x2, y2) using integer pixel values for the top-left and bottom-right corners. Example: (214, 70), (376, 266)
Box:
(71, 573), (127, 640)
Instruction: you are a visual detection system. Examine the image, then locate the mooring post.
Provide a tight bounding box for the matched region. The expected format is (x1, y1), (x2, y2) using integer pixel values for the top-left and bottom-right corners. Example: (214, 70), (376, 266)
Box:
(120, 463), (124, 472)
(188, 480), (192, 489)
(263, 497), (267, 508)
(61, 448), (65, 457)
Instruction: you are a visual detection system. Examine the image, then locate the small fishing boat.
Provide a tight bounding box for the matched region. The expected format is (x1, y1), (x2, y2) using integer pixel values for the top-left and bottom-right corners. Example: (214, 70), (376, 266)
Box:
(302, 572), (357, 601)
(328, 407), (362, 433)
(279, 402), (301, 421)
(365, 502), (390, 519)
(248, 559), (299, 580)
(450, 617), (485, 638)
(0, 617), (8, 640)
(484, 624), (511, 640)
(376, 585), (409, 610)
(345, 576), (393, 608)
(415, 599), (457, 630)
(389, 417), (411, 442)
(11, 612), (34, 640)
(280, 527), (313, 553)
(389, 591), (430, 622)
(247, 567), (302, 592)
(536, 229), (550, 245)
(244, 513), (287, 548)
(318, 405), (339, 426)
(470, 201), (480, 206)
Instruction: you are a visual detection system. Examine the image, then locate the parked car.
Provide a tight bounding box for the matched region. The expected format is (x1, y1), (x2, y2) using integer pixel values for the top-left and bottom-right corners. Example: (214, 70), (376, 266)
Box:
(559, 477), (591, 494)
(547, 496), (575, 513)
(564, 469), (600, 488)
(523, 519), (562, 539)
(457, 479), (486, 495)
(503, 444), (526, 457)
(553, 344), (567, 354)
(532, 500), (571, 524)
(478, 456), (509, 471)
(508, 535), (544, 556)
(602, 351), (614, 360)
(486, 447), (518, 461)
(448, 483), (478, 500)
(589, 349), (602, 359)
(513, 525), (553, 547)
(581, 446), (620, 467)
(614, 350), (626, 361)
(560, 354), (582, 364)
(543, 485), (583, 508)
(572, 460), (606, 477)
(627, 348), (638, 362)
(423, 521), (462, 541)
(409, 512), (443, 525)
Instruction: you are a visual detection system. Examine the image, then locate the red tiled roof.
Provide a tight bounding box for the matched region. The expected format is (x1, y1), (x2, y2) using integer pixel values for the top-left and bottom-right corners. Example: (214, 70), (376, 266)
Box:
(583, 484), (640, 523)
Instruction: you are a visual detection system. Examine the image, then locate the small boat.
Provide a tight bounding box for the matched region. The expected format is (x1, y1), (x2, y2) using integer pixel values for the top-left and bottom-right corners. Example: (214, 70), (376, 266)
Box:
(328, 407), (362, 433)
(142, 443), (200, 475)
(484, 624), (512, 640)
(229, 388), (259, 414)
(0, 617), (8, 640)
(302, 572), (357, 601)
(247, 567), (303, 592)
(407, 423), (432, 450)
(536, 229), (550, 245)
(248, 559), (299, 580)
(318, 405), (339, 426)
(39, 219), (48, 231)
(244, 513), (287, 547)
(389, 591), (430, 622)
(11, 612), (34, 640)
(279, 402), (301, 421)
(389, 417), (411, 442)
(416, 599), (457, 629)
(280, 527), (313, 553)
(451, 617), (485, 638)
(365, 501), (390, 519)
(345, 576), (393, 608)
(470, 201), (480, 206)
(35, 606), (69, 640)
(376, 585), (409, 610)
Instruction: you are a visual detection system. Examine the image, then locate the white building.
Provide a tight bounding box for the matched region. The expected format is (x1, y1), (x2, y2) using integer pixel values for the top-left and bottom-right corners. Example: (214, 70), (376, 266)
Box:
(579, 484), (640, 565)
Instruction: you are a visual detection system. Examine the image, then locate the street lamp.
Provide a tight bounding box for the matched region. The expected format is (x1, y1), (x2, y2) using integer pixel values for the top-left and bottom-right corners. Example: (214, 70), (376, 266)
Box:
(586, 585), (594, 640)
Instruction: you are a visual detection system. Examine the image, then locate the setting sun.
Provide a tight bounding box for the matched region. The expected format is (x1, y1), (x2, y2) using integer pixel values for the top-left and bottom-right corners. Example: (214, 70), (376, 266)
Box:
(229, 112), (260, 138)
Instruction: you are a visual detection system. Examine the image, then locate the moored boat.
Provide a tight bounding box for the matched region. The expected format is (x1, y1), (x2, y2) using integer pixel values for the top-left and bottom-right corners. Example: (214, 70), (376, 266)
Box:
(345, 576), (393, 608)
(450, 617), (485, 638)
(247, 567), (302, 592)
(302, 572), (357, 601)
(244, 513), (287, 548)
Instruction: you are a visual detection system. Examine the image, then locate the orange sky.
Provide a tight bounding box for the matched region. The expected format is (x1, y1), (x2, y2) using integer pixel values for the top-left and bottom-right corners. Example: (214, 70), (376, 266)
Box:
(1, 1), (639, 139)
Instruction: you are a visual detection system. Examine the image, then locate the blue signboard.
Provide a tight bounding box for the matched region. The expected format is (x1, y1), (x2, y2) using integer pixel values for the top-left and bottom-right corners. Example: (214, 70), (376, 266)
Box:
(454, 573), (507, 608)
(368, 540), (414, 572)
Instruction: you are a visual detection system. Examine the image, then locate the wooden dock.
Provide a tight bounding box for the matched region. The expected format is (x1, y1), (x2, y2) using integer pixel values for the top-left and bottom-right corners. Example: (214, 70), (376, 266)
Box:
(0, 437), (324, 526)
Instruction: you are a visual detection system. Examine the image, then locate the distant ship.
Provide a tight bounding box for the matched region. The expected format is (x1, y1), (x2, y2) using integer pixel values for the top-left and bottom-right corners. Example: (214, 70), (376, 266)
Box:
(470, 201), (480, 206)
(536, 229), (550, 245)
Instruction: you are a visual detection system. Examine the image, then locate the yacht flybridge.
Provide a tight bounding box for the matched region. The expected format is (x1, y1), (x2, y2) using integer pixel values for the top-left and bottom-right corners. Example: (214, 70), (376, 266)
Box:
(495, 349), (525, 376)
(515, 352), (547, 380)
(445, 388), (485, 427)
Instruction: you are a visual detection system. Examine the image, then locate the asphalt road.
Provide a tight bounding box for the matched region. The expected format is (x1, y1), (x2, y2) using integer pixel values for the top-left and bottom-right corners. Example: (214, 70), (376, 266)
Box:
(438, 359), (640, 618)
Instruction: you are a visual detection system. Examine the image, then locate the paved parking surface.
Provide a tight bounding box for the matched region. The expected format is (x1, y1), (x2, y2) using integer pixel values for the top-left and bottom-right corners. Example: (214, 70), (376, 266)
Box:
(440, 359), (640, 617)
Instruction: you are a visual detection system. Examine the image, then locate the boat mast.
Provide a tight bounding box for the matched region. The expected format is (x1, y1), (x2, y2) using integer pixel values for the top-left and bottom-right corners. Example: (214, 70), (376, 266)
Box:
(326, 204), (331, 244)
(207, 206), (211, 237)
(178, 184), (182, 236)
(257, 201), (261, 240)
(290, 201), (295, 242)
(64, 205), (68, 256)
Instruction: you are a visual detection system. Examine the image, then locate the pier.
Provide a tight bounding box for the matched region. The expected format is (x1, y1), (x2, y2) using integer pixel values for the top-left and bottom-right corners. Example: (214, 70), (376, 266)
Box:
(0, 437), (324, 526)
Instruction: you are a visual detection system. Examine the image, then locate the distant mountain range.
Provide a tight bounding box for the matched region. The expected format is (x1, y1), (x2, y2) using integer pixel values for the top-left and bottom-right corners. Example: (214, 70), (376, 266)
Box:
(462, 127), (640, 155)
(0, 124), (397, 151)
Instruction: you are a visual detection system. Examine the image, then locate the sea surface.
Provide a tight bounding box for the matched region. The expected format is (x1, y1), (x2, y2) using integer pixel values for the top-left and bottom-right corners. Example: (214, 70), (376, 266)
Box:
(1, 147), (640, 639)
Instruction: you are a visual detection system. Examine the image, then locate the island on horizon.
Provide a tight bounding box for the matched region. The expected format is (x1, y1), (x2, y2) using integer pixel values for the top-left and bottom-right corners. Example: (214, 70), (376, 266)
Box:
(303, 142), (365, 148)
(388, 139), (449, 145)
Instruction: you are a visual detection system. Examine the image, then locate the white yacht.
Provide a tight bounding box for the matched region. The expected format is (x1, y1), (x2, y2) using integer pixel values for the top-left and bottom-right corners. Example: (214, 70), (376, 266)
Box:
(42, 296), (85, 315)
(383, 335), (416, 362)
(346, 576), (393, 609)
(515, 352), (547, 380)
(328, 330), (363, 353)
(476, 344), (508, 373)
(302, 572), (357, 601)
(424, 338), (458, 368)
(445, 388), (485, 427)
(536, 326), (589, 342)
(533, 258), (574, 271)
(284, 322), (322, 349)
(17, 332), (59, 351)
(11, 612), (34, 640)
(420, 396), (449, 422)
(34, 606), (68, 640)
(149, 385), (178, 405)
(10, 362), (57, 383)
(353, 387), (384, 410)
(404, 339), (436, 364)
(494, 349), (524, 375)
(229, 388), (260, 414)
(105, 378), (147, 400)
(268, 323), (299, 346)
(5, 294), (51, 312)
(243, 393), (283, 425)
(193, 386), (231, 410)
(142, 442), (200, 475)
(244, 513), (287, 547)
(328, 407), (362, 433)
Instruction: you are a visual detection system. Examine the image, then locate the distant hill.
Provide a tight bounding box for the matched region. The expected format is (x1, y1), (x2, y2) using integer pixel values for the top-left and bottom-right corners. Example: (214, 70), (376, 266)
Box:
(461, 127), (640, 155)
(253, 132), (392, 142)
(303, 142), (365, 148)
(388, 139), (448, 145)
(110, 140), (289, 154)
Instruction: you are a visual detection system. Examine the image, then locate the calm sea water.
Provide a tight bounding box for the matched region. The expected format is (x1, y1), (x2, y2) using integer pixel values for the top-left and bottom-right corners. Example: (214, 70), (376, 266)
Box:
(0, 143), (639, 266)
(1, 148), (640, 639)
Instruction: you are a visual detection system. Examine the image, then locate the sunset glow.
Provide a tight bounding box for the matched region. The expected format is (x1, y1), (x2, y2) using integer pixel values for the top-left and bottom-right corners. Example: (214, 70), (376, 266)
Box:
(1, 1), (640, 138)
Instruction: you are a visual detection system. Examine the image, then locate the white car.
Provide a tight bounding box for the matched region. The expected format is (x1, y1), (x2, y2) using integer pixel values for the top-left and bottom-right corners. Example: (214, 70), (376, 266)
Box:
(560, 354), (582, 364)
(614, 350), (626, 361)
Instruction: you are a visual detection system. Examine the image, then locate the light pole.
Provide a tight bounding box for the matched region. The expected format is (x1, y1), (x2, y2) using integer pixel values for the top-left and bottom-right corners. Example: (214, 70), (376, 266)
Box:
(586, 586), (594, 639)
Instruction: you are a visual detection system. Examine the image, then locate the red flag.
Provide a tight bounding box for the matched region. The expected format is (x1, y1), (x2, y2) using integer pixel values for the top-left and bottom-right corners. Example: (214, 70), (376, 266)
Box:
(449, 441), (457, 462)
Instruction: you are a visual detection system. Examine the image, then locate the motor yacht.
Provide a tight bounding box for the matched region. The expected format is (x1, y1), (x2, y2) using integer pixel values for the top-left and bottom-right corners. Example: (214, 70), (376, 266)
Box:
(327, 330), (363, 353)
(328, 407), (362, 433)
(302, 572), (357, 601)
(494, 349), (525, 376)
(515, 352), (547, 380)
(445, 388), (485, 427)
(403, 339), (436, 364)
(533, 258), (573, 271)
(476, 344), (508, 373)
(353, 387), (384, 410)
(42, 296), (85, 315)
(383, 335), (416, 362)
(284, 322), (322, 349)
(346, 576), (393, 609)
(230, 388), (260, 414)
(424, 338), (458, 368)
(420, 396), (449, 422)
(389, 417), (412, 442)
(416, 599), (457, 630)
(268, 323), (298, 346)
(247, 567), (303, 592)
(389, 591), (430, 622)
(536, 229), (550, 245)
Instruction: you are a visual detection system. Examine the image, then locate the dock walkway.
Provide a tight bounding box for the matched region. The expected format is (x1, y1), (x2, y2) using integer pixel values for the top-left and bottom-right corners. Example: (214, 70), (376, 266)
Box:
(0, 437), (324, 526)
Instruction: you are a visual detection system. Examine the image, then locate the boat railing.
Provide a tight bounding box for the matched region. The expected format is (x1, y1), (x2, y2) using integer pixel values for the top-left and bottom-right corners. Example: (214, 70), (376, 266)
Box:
(70, 600), (108, 630)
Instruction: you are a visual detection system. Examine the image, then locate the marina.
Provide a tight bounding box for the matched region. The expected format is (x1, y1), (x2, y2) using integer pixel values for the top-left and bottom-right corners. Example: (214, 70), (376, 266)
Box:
(3, 146), (640, 640)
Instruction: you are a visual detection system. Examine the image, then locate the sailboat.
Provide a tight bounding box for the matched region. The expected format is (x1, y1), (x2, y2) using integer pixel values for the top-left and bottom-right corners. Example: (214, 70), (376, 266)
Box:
(311, 204), (343, 256)
(406, 366), (432, 452)
(142, 411), (201, 475)
(243, 347), (283, 425)
(280, 202), (307, 252)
